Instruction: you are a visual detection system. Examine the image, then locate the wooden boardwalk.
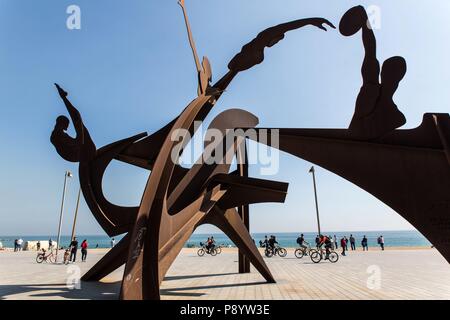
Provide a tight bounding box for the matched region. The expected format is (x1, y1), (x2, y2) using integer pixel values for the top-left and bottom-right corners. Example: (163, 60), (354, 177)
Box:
(1, 248), (449, 300)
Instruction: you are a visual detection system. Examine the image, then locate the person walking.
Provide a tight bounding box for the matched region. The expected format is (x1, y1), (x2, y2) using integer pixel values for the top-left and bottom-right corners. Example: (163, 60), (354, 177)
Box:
(14, 239), (18, 252)
(49, 238), (53, 251)
(340, 237), (347, 256)
(333, 235), (338, 250)
(315, 235), (320, 249)
(69, 237), (79, 262)
(350, 234), (356, 251)
(378, 235), (385, 250)
(37, 241), (41, 251)
(361, 235), (368, 251)
(81, 239), (88, 262)
(110, 238), (116, 248)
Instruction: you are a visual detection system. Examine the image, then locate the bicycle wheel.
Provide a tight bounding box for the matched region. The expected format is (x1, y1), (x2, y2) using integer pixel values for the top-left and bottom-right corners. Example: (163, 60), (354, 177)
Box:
(210, 248), (217, 256)
(294, 248), (304, 259)
(278, 248), (287, 257)
(215, 247), (222, 254)
(36, 255), (44, 263)
(310, 250), (322, 263)
(265, 249), (273, 258)
(197, 248), (205, 257)
(328, 252), (339, 263)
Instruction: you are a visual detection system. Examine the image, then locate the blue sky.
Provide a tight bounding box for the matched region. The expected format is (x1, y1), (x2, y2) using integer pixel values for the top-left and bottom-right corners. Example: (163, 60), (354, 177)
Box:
(0, 0), (449, 236)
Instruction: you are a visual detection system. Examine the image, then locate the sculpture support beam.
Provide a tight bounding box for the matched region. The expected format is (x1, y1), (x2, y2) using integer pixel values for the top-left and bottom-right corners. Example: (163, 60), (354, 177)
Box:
(237, 139), (251, 274)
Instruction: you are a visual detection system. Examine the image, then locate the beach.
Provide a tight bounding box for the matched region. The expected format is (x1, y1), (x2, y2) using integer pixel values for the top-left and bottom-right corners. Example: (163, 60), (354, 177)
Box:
(0, 247), (449, 300)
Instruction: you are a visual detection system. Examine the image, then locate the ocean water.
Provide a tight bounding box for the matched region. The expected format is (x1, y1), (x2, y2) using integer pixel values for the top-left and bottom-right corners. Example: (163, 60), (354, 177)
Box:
(0, 230), (431, 249)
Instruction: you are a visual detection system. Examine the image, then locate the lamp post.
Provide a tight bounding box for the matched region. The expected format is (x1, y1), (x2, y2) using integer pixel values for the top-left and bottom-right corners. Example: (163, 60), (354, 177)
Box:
(70, 188), (81, 242)
(309, 166), (321, 236)
(55, 170), (72, 263)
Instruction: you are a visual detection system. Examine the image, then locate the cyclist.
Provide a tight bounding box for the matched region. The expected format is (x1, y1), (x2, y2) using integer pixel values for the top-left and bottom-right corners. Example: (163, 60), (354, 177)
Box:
(296, 233), (310, 255)
(263, 235), (269, 248)
(268, 235), (278, 252)
(205, 237), (211, 253)
(318, 234), (332, 260)
(209, 236), (216, 252)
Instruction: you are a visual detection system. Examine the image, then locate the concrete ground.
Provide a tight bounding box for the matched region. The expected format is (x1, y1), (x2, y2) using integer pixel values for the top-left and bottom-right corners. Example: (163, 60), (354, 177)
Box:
(0, 248), (449, 300)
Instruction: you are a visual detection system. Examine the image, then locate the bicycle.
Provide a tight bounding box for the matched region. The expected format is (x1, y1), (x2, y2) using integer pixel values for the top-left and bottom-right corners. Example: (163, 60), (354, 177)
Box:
(197, 242), (218, 256)
(36, 249), (56, 263)
(309, 247), (339, 263)
(265, 244), (287, 258)
(294, 244), (312, 259)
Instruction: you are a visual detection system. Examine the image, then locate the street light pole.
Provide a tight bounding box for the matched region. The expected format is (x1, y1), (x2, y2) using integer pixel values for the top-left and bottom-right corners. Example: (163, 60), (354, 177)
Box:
(309, 166), (321, 236)
(55, 171), (72, 263)
(70, 188), (81, 242)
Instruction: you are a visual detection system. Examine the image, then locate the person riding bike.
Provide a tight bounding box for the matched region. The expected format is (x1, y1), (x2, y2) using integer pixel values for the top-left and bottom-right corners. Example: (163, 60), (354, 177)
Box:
(318, 234), (332, 259)
(263, 235), (269, 248)
(268, 235), (278, 252)
(206, 237), (216, 253)
(205, 237), (211, 253)
(209, 236), (216, 252)
(296, 233), (310, 255)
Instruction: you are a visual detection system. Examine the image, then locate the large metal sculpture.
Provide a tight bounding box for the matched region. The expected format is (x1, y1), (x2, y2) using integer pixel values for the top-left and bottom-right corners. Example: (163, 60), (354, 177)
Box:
(246, 6), (450, 261)
(50, 2), (449, 300)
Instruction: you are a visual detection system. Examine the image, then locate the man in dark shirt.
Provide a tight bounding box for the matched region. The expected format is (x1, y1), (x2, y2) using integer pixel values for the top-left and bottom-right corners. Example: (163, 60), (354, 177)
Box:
(69, 237), (79, 263)
(268, 235), (278, 251)
(350, 234), (356, 251)
(263, 235), (269, 248)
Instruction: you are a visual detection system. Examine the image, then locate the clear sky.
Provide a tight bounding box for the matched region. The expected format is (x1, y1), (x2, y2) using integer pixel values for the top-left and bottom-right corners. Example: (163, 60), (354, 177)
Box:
(0, 0), (449, 236)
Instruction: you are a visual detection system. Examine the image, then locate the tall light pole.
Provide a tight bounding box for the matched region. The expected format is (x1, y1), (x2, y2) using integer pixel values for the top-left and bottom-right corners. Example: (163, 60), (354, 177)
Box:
(309, 166), (321, 236)
(70, 188), (81, 242)
(55, 170), (72, 263)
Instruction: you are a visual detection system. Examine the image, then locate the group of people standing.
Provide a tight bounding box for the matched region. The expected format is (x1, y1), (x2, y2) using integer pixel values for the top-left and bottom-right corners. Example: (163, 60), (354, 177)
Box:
(64, 237), (89, 263)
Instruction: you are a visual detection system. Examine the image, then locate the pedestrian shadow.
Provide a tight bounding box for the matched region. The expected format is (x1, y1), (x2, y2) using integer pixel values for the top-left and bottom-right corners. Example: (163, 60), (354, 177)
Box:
(0, 281), (120, 300)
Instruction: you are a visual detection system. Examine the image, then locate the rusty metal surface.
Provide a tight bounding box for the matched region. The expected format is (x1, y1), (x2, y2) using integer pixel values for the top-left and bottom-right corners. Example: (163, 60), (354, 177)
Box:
(340, 5), (407, 140)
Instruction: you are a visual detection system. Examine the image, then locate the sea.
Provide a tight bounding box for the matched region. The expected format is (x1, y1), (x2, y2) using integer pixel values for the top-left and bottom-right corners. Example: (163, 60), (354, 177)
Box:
(0, 230), (431, 249)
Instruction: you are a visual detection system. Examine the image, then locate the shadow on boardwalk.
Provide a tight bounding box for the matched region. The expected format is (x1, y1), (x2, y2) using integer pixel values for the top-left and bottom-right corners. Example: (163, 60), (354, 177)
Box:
(0, 273), (266, 299)
(0, 281), (120, 300)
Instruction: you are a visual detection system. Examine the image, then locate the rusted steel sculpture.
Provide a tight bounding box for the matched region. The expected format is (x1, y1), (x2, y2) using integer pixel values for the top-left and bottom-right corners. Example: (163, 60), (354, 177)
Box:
(51, 0), (333, 300)
(246, 6), (450, 262)
(50, 2), (450, 300)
